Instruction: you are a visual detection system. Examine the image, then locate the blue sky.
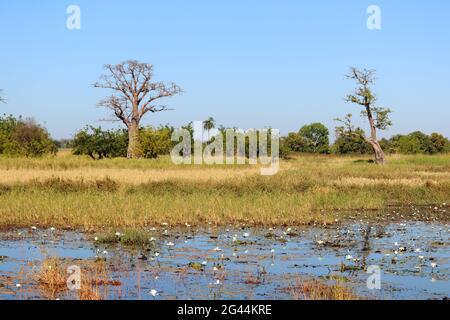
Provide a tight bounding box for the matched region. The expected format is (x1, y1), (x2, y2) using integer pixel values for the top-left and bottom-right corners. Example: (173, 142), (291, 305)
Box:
(0, 0), (449, 139)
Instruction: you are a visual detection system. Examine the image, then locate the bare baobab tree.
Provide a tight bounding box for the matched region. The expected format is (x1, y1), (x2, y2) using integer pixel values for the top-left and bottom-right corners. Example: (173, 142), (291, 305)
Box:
(94, 60), (182, 159)
(345, 68), (392, 164)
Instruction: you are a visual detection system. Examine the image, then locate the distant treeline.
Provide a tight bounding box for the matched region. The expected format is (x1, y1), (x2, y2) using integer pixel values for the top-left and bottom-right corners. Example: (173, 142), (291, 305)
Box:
(1, 114), (449, 158)
(283, 122), (450, 155)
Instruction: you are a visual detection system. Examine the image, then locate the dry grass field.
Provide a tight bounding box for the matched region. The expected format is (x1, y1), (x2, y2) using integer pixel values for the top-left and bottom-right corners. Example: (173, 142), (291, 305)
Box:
(0, 152), (448, 231)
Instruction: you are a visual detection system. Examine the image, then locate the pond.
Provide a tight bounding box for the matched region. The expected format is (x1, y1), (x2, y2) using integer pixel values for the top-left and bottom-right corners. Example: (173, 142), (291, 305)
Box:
(0, 221), (448, 300)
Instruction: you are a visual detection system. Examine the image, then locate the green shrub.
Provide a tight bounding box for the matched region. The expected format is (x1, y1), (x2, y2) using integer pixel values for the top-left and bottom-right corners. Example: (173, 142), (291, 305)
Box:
(0, 115), (56, 157)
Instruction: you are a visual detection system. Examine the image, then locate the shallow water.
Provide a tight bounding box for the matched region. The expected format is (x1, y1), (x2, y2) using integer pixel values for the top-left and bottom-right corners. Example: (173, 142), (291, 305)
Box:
(0, 221), (448, 300)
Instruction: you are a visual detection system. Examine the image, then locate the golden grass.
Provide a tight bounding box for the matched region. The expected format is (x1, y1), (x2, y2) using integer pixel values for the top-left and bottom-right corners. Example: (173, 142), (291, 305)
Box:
(35, 257), (115, 300)
(283, 279), (360, 300)
(0, 153), (448, 230)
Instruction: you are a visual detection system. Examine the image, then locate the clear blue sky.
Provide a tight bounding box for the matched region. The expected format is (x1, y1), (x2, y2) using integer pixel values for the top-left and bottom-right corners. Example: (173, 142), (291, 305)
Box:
(0, 0), (449, 139)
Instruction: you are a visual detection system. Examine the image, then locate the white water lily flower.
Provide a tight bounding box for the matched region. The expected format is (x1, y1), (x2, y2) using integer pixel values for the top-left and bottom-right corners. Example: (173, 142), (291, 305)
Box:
(102, 250), (108, 255)
(149, 289), (158, 297)
(154, 252), (160, 257)
(345, 255), (353, 260)
(243, 232), (250, 238)
(201, 261), (207, 266)
(213, 247), (222, 252)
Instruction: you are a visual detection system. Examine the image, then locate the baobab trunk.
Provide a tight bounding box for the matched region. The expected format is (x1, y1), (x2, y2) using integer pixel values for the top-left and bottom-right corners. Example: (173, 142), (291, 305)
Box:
(367, 139), (386, 164)
(127, 121), (142, 159)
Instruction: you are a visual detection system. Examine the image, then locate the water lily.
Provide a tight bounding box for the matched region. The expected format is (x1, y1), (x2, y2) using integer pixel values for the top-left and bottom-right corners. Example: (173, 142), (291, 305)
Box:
(201, 261), (207, 266)
(149, 289), (158, 297)
(213, 247), (222, 252)
(243, 232), (250, 238)
(154, 252), (160, 257)
(345, 254), (353, 260)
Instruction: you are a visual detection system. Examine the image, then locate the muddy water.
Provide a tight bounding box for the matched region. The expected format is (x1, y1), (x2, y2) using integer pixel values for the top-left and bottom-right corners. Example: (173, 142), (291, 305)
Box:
(0, 222), (448, 300)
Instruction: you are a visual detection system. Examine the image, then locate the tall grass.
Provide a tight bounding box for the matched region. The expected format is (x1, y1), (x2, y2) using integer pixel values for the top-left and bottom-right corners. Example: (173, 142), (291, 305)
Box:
(0, 153), (448, 230)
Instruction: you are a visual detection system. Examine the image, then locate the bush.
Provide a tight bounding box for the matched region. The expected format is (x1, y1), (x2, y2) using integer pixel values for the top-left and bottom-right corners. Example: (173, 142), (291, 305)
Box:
(282, 132), (306, 152)
(140, 125), (174, 159)
(332, 129), (372, 155)
(0, 115), (56, 157)
(71, 126), (128, 159)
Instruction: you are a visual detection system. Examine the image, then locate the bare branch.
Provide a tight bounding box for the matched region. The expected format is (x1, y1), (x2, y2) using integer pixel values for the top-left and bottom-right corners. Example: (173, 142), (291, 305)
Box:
(94, 61), (182, 126)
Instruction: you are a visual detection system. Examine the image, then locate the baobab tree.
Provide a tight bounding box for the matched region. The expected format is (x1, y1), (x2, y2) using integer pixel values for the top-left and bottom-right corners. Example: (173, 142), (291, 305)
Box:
(203, 117), (216, 141)
(345, 68), (392, 164)
(94, 60), (182, 159)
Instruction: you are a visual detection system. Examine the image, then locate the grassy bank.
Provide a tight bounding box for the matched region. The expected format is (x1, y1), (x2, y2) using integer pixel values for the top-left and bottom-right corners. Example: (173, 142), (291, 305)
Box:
(0, 153), (448, 230)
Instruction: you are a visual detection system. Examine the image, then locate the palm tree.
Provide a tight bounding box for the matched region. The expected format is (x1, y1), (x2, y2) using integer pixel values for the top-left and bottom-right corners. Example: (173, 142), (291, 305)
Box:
(203, 117), (216, 141)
